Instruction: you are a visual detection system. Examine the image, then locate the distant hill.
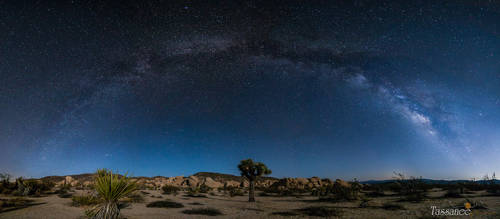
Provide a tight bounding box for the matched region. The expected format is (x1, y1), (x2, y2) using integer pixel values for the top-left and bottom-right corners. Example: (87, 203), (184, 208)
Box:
(361, 179), (500, 184)
(40, 173), (95, 183)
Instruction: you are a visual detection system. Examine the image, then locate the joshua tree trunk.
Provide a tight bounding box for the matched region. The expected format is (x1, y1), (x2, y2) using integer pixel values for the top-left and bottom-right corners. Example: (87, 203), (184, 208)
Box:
(248, 180), (255, 202)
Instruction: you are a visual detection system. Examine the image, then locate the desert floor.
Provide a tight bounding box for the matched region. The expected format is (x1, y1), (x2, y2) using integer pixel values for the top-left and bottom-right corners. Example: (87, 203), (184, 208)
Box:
(1, 188), (500, 218)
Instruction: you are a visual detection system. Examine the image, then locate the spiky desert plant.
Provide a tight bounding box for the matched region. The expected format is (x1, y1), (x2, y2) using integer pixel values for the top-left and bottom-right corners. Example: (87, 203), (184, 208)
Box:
(237, 159), (271, 202)
(87, 169), (136, 219)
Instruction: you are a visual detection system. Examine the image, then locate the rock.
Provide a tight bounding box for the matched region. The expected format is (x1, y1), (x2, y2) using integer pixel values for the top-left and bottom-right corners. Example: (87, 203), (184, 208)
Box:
(224, 180), (240, 188)
(182, 176), (199, 187)
(335, 179), (350, 188)
(202, 177), (224, 188)
(65, 176), (75, 185)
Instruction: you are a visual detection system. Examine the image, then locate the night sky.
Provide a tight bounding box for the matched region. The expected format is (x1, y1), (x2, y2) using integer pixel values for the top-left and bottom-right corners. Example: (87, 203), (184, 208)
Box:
(1, 1), (499, 180)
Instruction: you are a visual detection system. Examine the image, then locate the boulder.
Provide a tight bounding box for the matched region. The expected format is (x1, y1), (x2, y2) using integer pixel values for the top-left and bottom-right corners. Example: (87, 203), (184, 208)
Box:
(335, 179), (350, 187)
(202, 177), (224, 188)
(224, 180), (240, 188)
(182, 176), (199, 187)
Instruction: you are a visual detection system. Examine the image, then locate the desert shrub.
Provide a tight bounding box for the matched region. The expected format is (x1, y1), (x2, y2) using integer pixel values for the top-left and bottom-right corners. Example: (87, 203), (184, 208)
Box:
(315, 181), (361, 202)
(486, 184), (500, 196)
(483, 173), (500, 195)
(393, 172), (428, 203)
(0, 197), (35, 212)
(228, 186), (244, 197)
(365, 191), (386, 197)
(58, 193), (72, 198)
(161, 185), (180, 195)
(311, 186), (327, 197)
(146, 200), (184, 208)
(399, 192), (428, 203)
(382, 203), (406, 210)
(0, 173), (12, 194)
(359, 197), (370, 208)
(279, 188), (311, 196)
(187, 186), (199, 194)
(184, 187), (208, 198)
(13, 179), (55, 197)
(461, 181), (486, 191)
(185, 193), (207, 198)
(298, 206), (341, 217)
(56, 183), (72, 195)
(189, 202), (204, 205)
(271, 211), (300, 216)
(258, 192), (271, 196)
(443, 191), (462, 198)
(72, 195), (100, 206)
(182, 207), (223, 216)
(442, 183), (467, 199)
(125, 193), (144, 203)
(199, 184), (211, 193)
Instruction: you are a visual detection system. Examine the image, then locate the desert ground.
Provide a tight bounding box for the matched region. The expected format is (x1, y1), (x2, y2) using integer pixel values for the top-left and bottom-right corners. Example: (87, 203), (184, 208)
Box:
(1, 187), (500, 218)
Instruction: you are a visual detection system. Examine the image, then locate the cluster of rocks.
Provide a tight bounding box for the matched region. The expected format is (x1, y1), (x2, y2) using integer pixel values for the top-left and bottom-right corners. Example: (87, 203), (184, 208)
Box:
(50, 173), (353, 191)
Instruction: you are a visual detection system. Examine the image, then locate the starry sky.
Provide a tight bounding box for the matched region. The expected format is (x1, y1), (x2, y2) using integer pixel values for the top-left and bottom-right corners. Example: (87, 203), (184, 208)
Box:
(1, 1), (499, 180)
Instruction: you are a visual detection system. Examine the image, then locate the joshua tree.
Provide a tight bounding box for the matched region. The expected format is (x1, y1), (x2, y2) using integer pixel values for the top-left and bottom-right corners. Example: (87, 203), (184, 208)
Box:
(238, 159), (272, 202)
(87, 169), (136, 219)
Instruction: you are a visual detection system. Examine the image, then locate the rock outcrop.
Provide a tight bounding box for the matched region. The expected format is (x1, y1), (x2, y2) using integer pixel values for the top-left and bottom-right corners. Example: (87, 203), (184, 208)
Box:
(43, 172), (353, 191)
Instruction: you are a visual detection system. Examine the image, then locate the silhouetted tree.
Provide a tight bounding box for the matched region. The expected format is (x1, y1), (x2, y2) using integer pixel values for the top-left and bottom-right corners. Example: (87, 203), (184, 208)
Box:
(238, 159), (272, 202)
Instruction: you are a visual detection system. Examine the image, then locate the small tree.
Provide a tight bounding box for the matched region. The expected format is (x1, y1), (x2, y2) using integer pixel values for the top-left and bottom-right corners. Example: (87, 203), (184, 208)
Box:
(238, 159), (271, 202)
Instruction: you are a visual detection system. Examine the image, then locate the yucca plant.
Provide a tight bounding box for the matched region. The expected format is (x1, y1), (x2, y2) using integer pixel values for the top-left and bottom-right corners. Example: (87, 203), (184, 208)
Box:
(87, 169), (136, 219)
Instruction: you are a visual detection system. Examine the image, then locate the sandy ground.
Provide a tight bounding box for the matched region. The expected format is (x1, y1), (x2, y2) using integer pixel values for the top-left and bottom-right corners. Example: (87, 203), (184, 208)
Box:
(1, 189), (500, 218)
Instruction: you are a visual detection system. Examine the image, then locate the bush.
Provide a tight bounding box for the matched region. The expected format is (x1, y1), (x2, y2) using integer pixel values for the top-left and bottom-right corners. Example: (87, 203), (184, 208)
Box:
(55, 184), (72, 195)
(227, 186), (244, 197)
(146, 200), (184, 208)
(0, 173), (13, 195)
(314, 181), (361, 202)
(365, 191), (386, 197)
(125, 193), (145, 203)
(186, 187), (208, 198)
(161, 185), (180, 195)
(199, 184), (211, 193)
(443, 190), (463, 198)
(71, 195), (100, 206)
(359, 198), (370, 208)
(258, 192), (271, 197)
(58, 193), (72, 198)
(182, 207), (223, 216)
(382, 203), (406, 210)
(393, 172), (428, 203)
(13, 178), (55, 197)
(271, 211), (300, 216)
(298, 206), (341, 217)
(0, 197), (34, 212)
